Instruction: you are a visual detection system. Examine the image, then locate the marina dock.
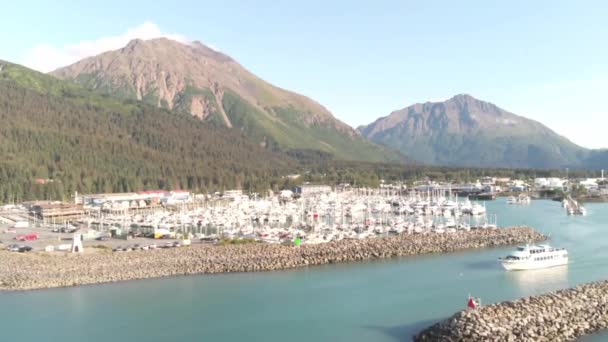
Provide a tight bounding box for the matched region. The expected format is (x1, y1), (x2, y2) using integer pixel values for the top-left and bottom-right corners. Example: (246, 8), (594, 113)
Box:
(563, 195), (586, 216)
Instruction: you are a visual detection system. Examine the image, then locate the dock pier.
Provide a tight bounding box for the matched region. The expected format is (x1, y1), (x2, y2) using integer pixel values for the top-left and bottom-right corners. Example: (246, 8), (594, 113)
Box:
(563, 195), (586, 215)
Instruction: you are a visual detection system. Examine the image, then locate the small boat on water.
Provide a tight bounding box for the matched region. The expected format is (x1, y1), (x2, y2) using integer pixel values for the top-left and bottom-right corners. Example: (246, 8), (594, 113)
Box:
(499, 244), (568, 271)
(507, 194), (531, 205)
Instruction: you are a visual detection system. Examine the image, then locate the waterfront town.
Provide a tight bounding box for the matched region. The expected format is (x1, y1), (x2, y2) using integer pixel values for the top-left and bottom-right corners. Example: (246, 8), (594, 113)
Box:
(6, 174), (608, 340)
(0, 174), (605, 254)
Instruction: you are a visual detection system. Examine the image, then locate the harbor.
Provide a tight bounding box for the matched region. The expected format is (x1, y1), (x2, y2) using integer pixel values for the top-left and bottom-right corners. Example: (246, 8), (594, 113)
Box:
(0, 198), (606, 342)
(0, 188), (502, 253)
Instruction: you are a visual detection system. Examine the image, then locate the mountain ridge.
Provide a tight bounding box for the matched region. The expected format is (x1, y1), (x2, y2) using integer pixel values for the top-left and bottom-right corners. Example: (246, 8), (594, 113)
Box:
(51, 38), (402, 163)
(359, 94), (591, 169)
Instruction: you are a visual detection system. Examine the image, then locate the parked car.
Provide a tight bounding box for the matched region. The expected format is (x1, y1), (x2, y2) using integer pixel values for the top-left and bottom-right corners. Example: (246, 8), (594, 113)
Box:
(96, 236), (110, 241)
(172, 241), (181, 248)
(148, 244), (157, 250)
(8, 244), (32, 253)
(18, 246), (33, 253)
(15, 233), (38, 241)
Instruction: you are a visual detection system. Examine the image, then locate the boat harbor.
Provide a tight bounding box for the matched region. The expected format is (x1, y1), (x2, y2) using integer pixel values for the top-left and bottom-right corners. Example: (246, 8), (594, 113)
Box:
(0, 189), (606, 342)
(0, 188), (503, 253)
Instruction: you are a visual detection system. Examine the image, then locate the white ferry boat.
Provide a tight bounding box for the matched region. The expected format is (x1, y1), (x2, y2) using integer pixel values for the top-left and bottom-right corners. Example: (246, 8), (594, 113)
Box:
(499, 244), (568, 271)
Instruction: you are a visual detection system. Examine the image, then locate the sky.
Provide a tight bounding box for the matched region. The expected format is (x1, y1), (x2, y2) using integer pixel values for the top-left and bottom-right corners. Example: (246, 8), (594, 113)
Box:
(1, 0), (607, 148)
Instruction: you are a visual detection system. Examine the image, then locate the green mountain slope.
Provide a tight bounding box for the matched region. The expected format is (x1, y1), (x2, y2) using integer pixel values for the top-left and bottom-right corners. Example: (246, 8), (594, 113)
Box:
(0, 60), (292, 202)
(359, 94), (589, 169)
(51, 38), (403, 162)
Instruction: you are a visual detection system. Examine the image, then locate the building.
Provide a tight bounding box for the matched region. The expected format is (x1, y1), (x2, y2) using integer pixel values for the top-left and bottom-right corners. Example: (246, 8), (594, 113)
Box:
(29, 202), (85, 220)
(294, 184), (332, 196)
(481, 177), (496, 186)
(81, 191), (171, 208)
(578, 179), (599, 191)
(161, 191), (192, 205)
(223, 190), (245, 201)
(533, 178), (567, 191)
(510, 180), (530, 192)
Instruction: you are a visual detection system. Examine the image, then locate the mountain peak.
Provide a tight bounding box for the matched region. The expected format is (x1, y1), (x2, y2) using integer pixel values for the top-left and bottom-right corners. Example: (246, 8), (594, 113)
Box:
(448, 93), (476, 102)
(122, 38), (146, 51)
(359, 95), (584, 168)
(50, 36), (400, 162)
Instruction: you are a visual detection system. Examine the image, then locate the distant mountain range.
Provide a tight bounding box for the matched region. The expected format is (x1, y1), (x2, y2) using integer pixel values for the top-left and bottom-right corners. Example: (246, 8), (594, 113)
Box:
(359, 94), (605, 169)
(2, 37), (604, 174)
(51, 38), (402, 163)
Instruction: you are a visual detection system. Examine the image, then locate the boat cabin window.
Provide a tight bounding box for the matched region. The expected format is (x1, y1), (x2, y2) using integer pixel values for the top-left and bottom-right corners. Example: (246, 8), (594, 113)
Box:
(516, 247), (525, 252)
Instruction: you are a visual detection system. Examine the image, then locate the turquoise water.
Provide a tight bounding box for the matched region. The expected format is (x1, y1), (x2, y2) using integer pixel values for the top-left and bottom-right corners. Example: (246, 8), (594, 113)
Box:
(2, 199), (608, 342)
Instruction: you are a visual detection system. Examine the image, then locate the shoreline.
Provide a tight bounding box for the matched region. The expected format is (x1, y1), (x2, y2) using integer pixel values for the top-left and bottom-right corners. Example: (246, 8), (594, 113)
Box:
(415, 279), (608, 342)
(0, 226), (545, 291)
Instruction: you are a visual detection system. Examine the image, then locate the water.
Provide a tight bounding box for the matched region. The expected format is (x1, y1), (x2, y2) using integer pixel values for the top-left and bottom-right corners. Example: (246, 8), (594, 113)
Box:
(2, 198), (608, 342)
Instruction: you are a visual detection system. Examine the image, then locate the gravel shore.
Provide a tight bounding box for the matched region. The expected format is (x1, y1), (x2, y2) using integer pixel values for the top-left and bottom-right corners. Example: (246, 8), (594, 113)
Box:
(0, 226), (544, 291)
(415, 279), (608, 342)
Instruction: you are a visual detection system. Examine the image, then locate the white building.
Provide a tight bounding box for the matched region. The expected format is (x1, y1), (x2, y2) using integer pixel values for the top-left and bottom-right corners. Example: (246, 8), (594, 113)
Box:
(223, 190), (244, 201)
(534, 178), (567, 191)
(294, 184), (332, 196)
(578, 179), (599, 191)
(161, 191), (192, 205)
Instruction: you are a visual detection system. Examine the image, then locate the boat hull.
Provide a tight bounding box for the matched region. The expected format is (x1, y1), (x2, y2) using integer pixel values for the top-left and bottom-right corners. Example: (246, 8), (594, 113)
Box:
(501, 258), (568, 271)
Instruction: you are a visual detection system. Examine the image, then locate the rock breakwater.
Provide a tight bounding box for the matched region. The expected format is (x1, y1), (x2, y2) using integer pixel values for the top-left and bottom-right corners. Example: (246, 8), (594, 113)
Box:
(0, 226), (544, 291)
(415, 280), (608, 342)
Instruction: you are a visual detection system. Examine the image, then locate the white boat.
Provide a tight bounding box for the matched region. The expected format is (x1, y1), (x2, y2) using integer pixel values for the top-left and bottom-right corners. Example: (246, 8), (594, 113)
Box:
(507, 194), (530, 205)
(499, 244), (568, 271)
(470, 203), (486, 215)
(517, 194), (531, 204)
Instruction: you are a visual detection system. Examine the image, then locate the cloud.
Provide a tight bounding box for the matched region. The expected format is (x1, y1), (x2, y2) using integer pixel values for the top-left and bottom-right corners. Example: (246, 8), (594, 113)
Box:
(21, 22), (189, 73)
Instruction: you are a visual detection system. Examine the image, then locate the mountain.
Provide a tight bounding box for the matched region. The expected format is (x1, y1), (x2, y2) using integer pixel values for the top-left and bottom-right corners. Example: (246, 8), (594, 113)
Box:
(0, 59), (294, 202)
(358, 94), (589, 169)
(583, 150), (608, 170)
(51, 38), (402, 162)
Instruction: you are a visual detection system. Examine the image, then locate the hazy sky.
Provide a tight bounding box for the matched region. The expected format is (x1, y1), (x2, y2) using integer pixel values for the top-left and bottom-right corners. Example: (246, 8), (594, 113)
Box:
(1, 0), (607, 148)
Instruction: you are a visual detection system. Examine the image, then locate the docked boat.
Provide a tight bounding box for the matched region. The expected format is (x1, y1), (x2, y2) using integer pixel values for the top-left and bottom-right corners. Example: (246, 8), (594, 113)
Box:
(507, 194), (531, 205)
(499, 244), (568, 271)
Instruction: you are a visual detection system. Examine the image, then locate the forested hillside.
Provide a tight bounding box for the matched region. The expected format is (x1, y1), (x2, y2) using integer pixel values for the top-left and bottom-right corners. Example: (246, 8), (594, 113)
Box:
(0, 61), (292, 202)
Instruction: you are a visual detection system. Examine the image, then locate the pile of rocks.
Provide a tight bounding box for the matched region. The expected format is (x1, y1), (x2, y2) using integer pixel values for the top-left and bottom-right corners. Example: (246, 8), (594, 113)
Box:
(415, 280), (608, 341)
(0, 226), (545, 291)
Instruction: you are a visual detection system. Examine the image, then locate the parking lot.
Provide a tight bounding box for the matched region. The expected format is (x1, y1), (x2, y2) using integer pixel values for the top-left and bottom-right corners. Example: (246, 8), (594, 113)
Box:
(0, 223), (190, 254)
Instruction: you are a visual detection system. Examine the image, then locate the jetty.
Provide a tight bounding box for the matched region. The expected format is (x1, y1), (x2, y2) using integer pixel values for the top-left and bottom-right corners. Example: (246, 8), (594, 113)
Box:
(563, 195), (586, 216)
(415, 279), (608, 342)
(0, 226), (545, 291)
